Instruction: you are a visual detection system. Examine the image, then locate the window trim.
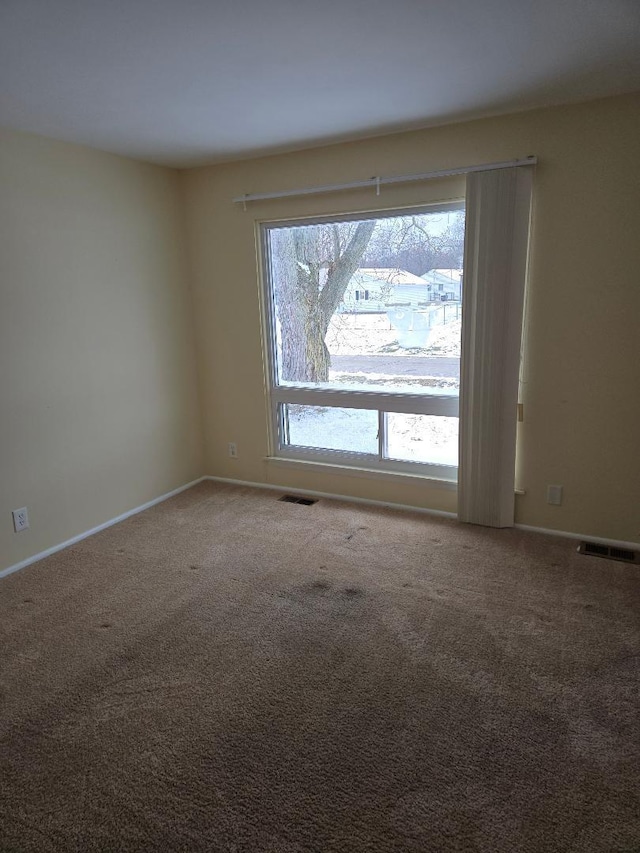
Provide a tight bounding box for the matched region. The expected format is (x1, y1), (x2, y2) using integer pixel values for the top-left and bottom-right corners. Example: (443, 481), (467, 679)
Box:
(259, 201), (464, 483)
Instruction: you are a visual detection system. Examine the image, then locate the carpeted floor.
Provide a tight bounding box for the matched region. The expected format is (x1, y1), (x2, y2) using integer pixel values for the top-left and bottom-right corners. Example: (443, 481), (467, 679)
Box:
(1, 481), (639, 852)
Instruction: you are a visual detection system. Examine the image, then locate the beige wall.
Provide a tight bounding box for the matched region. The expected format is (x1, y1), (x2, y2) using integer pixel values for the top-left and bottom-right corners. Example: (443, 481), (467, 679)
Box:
(184, 93), (640, 544)
(0, 128), (203, 571)
(2, 93), (638, 572)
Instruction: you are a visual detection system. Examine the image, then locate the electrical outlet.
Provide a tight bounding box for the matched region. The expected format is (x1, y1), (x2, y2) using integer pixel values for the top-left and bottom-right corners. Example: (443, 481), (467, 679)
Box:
(546, 485), (563, 506)
(228, 442), (238, 458)
(12, 507), (29, 532)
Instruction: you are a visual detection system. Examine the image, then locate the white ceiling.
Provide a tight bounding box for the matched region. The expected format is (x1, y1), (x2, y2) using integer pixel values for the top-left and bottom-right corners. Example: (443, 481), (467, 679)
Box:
(1, 0), (639, 168)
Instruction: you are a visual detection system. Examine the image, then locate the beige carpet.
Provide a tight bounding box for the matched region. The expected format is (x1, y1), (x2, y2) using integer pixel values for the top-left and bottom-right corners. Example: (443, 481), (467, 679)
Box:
(1, 481), (638, 852)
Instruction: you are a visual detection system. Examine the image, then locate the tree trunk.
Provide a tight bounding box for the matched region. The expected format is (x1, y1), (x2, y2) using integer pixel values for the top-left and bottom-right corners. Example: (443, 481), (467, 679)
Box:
(271, 229), (308, 382)
(271, 220), (375, 383)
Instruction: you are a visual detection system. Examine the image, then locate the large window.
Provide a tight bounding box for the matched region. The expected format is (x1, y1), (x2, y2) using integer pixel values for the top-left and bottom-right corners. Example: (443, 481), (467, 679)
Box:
(261, 203), (464, 481)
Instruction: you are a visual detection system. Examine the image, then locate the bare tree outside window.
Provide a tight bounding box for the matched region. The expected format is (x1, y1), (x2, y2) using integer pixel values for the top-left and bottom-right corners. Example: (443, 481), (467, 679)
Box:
(270, 220), (375, 383)
(268, 209), (464, 390)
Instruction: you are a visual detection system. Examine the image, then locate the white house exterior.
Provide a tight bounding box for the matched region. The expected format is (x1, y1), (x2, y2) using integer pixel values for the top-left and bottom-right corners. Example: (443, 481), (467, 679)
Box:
(420, 269), (463, 301)
(338, 268), (427, 312)
(336, 267), (462, 317)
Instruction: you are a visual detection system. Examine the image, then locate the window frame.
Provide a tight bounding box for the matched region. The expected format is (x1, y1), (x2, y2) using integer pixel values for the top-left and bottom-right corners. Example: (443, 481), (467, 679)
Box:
(259, 201), (464, 483)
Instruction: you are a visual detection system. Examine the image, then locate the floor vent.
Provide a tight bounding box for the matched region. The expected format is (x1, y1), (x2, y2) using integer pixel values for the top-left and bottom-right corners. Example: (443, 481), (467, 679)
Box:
(578, 541), (637, 563)
(279, 495), (318, 506)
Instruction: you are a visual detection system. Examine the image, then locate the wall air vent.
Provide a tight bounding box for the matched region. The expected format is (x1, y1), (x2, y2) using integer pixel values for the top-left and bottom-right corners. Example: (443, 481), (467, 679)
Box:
(279, 495), (318, 506)
(578, 541), (637, 563)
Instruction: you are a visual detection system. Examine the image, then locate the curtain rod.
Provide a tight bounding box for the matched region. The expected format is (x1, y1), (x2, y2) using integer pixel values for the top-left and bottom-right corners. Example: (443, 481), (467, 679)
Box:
(232, 156), (537, 205)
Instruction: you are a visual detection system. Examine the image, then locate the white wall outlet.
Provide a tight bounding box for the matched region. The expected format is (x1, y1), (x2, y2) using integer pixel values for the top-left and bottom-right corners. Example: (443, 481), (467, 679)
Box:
(228, 442), (238, 458)
(12, 507), (29, 532)
(546, 485), (563, 506)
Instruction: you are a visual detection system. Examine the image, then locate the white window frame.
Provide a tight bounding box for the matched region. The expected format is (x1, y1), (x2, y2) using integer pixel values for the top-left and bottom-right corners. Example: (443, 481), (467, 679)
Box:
(259, 202), (464, 483)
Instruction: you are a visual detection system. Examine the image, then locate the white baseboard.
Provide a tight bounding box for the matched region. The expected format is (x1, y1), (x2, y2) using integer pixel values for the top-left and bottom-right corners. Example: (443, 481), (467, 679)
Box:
(514, 523), (639, 551)
(207, 476), (640, 550)
(0, 477), (207, 580)
(4, 474), (636, 581)
(204, 475), (458, 520)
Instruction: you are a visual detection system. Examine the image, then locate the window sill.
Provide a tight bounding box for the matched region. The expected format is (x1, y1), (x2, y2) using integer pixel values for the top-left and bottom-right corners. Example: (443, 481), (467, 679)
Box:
(264, 455), (458, 491)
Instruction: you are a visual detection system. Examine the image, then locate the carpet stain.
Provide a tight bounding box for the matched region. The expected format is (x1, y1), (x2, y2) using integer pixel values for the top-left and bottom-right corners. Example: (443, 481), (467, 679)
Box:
(0, 480), (638, 853)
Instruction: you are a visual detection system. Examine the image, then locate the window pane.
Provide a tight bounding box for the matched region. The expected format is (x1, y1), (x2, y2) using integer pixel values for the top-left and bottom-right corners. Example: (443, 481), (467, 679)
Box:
(267, 207), (464, 397)
(385, 413), (458, 467)
(283, 405), (378, 455)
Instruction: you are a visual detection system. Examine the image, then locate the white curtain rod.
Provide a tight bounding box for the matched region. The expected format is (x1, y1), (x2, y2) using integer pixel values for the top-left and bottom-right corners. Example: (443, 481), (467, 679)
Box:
(232, 156), (537, 205)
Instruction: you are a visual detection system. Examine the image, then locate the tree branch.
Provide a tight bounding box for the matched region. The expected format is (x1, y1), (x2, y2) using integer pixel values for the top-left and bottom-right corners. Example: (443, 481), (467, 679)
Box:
(318, 220), (376, 322)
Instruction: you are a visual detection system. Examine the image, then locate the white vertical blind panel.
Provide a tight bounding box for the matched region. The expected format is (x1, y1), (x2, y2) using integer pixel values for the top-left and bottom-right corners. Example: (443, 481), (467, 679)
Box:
(458, 166), (533, 527)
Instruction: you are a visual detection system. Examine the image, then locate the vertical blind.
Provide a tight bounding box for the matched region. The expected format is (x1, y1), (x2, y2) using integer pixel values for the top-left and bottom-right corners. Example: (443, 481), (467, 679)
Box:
(457, 165), (534, 527)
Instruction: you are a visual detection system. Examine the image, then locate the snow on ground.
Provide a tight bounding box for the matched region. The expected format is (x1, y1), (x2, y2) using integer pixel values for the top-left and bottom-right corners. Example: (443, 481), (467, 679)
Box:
(286, 311), (461, 469)
(325, 312), (461, 358)
(288, 405), (458, 468)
